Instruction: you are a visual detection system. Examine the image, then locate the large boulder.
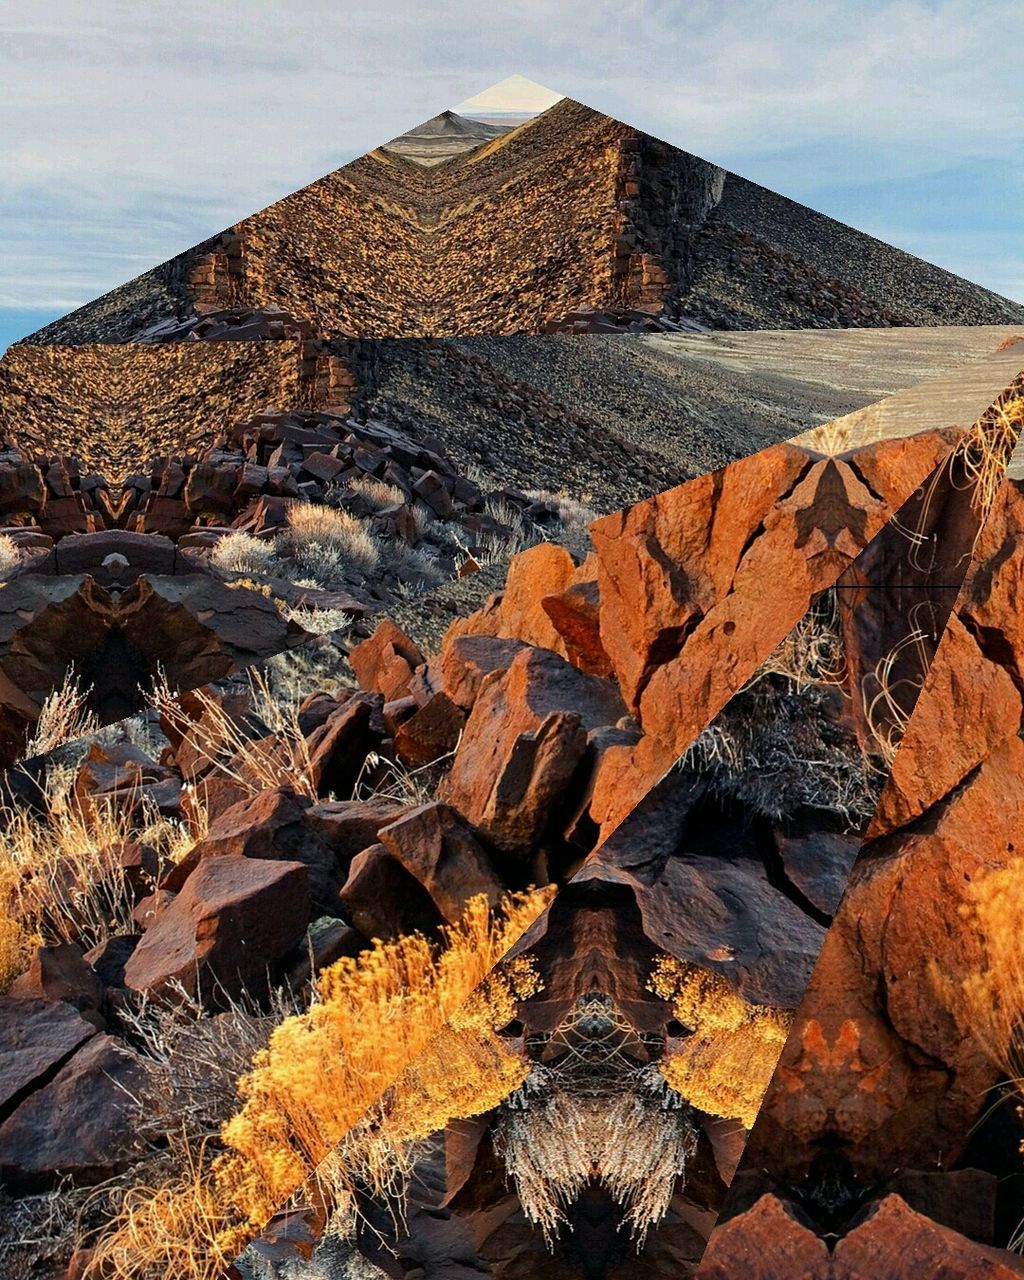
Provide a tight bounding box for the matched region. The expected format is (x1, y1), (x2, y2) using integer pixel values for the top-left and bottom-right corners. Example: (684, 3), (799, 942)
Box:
(0, 997), (96, 1112)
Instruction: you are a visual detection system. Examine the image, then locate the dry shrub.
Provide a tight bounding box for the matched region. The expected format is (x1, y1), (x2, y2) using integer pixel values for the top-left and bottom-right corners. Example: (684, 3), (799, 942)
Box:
(152, 669), (316, 802)
(957, 859), (1024, 1080)
(209, 531), (279, 579)
(649, 955), (792, 1128)
(0, 533), (21, 577)
(0, 765), (195, 972)
(25, 666), (101, 759)
(754, 588), (846, 692)
(284, 504), (382, 574)
(84, 891), (552, 1275)
(344, 476), (406, 511)
(496, 1068), (695, 1247)
(215, 890), (552, 1233)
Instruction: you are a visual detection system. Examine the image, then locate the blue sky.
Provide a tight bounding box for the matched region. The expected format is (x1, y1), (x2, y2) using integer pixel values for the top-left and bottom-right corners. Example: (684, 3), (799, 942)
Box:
(1, 2), (1021, 351)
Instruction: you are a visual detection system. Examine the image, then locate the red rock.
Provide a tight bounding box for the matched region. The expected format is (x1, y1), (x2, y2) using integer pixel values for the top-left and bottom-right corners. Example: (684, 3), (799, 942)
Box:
(541, 576), (612, 676)
(699, 1195), (829, 1278)
(834, 1195), (1024, 1279)
(306, 692), (387, 799)
(338, 844), (440, 940)
(123, 854), (310, 1001)
(438, 634), (530, 710)
(378, 802), (504, 921)
(445, 542), (577, 655)
(0, 1033), (146, 1189)
(307, 796), (409, 865)
(442, 646), (624, 852)
(393, 691), (465, 766)
(348, 620), (425, 700)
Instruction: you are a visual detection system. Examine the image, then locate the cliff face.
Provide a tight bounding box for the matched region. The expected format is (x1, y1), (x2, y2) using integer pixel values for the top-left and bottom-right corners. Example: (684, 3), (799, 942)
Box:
(25, 99), (1024, 346)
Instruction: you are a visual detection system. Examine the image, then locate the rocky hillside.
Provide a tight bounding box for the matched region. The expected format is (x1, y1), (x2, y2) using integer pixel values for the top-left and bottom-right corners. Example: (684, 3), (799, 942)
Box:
(25, 99), (1024, 345)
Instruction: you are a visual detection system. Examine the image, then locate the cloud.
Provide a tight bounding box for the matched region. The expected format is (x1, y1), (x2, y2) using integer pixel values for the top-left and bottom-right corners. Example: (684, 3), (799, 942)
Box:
(0, 0), (1021, 312)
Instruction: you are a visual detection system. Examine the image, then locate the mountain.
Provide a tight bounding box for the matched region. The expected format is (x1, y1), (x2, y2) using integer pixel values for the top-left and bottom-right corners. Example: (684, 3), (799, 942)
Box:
(381, 109), (513, 164)
(24, 96), (1024, 343)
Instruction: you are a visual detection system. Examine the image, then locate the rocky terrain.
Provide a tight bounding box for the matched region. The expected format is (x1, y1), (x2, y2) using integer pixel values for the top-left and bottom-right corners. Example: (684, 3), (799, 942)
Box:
(21, 98), (1024, 345)
(381, 111), (513, 165)
(0, 366), (1020, 1277)
(2, 330), (1014, 770)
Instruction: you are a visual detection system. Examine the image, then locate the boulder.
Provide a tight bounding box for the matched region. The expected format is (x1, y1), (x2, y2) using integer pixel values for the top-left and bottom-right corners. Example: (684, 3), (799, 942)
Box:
(348, 621), (425, 701)
(438, 634), (530, 711)
(7, 944), (104, 1028)
(123, 854), (310, 1001)
(0, 997), (96, 1113)
(338, 845), (440, 940)
(0, 1033), (146, 1189)
(378, 803), (504, 921)
(700, 1195), (829, 1278)
(393, 692), (465, 767)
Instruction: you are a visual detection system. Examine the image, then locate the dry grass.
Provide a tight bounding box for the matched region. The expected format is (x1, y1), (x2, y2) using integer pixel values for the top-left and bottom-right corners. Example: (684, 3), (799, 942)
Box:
(209, 531), (279, 579)
(649, 955), (792, 1129)
(0, 764), (196, 982)
(0, 533), (20, 577)
(860, 622), (931, 768)
(24, 667), (101, 760)
(83, 891), (553, 1274)
(284, 504), (383, 574)
(753, 588), (847, 693)
(152, 669), (316, 802)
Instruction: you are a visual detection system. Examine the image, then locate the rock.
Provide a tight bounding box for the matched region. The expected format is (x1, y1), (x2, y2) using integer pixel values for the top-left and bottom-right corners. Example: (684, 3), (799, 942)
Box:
(53, 530), (177, 583)
(123, 854), (310, 1001)
(349, 621), (425, 701)
(0, 997), (96, 1113)
(700, 1195), (829, 1278)
(438, 634), (531, 711)
(393, 692), (465, 767)
(446, 542), (576, 655)
(186, 786), (342, 913)
(306, 692), (387, 799)
(541, 574), (612, 676)
(83, 935), (140, 989)
(834, 1195), (1024, 1279)
(7, 944), (104, 1028)
(0, 1033), (146, 1189)
(307, 796), (410, 864)
(283, 917), (365, 987)
(338, 845), (440, 940)
(378, 802), (504, 921)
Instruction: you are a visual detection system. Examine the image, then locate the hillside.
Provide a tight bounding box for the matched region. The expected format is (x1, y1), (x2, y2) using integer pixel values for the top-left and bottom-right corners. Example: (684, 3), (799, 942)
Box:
(26, 98), (1024, 344)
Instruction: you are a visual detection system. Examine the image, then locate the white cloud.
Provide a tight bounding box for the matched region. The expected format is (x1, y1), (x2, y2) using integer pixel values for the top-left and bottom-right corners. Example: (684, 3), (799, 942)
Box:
(0, 0), (1021, 309)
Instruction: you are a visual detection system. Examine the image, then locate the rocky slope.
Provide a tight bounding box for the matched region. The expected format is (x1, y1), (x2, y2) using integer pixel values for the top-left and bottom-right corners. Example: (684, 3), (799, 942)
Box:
(23, 99), (1024, 345)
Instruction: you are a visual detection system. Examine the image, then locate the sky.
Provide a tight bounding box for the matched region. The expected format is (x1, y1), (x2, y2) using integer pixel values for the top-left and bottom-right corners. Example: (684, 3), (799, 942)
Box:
(0, 1), (1022, 351)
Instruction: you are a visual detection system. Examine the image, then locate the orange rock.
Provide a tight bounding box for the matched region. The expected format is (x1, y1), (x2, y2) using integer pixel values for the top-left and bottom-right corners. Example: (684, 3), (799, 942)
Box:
(699, 1195), (830, 1279)
(348, 619), (424, 700)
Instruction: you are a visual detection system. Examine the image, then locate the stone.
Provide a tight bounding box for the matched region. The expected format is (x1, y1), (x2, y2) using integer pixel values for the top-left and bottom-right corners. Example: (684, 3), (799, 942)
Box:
(393, 692), (465, 767)
(338, 844), (440, 940)
(0, 1033), (147, 1190)
(378, 802), (504, 921)
(442, 646), (624, 851)
(7, 944), (104, 1028)
(0, 997), (96, 1113)
(438, 634), (530, 710)
(122, 854), (310, 1001)
(348, 620), (425, 701)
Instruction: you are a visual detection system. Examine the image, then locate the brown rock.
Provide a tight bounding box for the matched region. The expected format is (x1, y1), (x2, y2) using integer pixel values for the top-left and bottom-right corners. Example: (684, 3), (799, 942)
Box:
(7, 944), (104, 1028)
(442, 646), (624, 851)
(438, 634), (530, 710)
(349, 620), (425, 700)
(834, 1195), (1024, 1279)
(123, 854), (310, 1001)
(378, 802), (504, 921)
(541, 576), (612, 676)
(700, 1195), (829, 1278)
(306, 691), (387, 799)
(393, 691), (465, 766)
(338, 844), (440, 940)
(0, 1033), (146, 1189)
(0, 997), (96, 1112)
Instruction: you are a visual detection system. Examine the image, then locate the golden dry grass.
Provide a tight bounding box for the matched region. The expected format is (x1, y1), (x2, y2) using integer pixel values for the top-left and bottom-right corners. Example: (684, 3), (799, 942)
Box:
(0, 765), (197, 991)
(649, 955), (792, 1129)
(83, 890), (553, 1275)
